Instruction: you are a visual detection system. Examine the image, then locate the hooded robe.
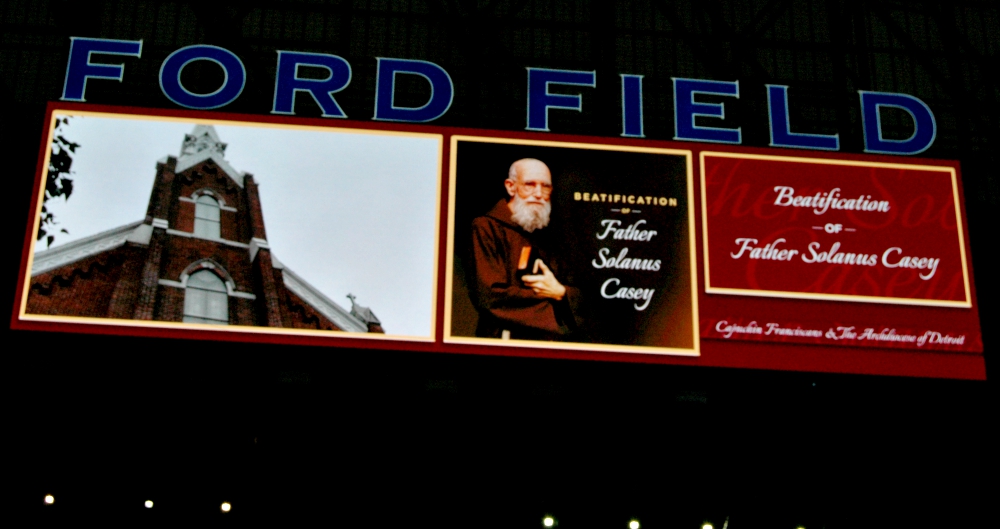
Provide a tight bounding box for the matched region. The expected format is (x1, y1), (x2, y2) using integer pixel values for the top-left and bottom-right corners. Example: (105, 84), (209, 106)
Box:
(468, 199), (582, 340)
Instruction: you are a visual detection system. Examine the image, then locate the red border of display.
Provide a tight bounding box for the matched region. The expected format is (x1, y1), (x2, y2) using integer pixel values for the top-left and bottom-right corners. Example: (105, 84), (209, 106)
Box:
(10, 102), (986, 380)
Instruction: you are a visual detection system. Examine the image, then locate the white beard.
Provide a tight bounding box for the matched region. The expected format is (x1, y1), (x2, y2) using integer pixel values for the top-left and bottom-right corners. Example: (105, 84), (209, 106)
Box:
(509, 195), (551, 233)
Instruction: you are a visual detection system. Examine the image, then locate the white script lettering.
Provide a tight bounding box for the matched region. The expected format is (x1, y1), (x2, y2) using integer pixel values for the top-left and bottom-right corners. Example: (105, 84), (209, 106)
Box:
(714, 320), (762, 338)
(600, 278), (655, 311)
(773, 186), (890, 215)
(730, 238), (799, 261)
(881, 247), (940, 279)
(801, 242), (878, 266)
(596, 219), (658, 241)
(592, 247), (661, 271)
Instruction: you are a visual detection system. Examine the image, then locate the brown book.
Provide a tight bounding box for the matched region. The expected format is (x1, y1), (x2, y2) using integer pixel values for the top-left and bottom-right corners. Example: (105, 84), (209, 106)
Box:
(517, 246), (532, 271)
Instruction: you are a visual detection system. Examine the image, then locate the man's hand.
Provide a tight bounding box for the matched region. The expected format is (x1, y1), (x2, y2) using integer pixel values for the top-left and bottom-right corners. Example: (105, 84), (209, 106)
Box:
(522, 259), (567, 300)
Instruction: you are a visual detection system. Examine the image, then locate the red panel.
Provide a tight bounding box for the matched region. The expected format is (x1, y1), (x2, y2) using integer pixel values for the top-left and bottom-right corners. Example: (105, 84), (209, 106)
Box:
(698, 152), (982, 354)
(702, 153), (969, 304)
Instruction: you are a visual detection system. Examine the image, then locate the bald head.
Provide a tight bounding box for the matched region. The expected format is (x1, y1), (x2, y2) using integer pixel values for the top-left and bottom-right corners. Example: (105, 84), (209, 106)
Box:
(505, 158), (553, 232)
(508, 158), (550, 183)
(505, 158), (552, 200)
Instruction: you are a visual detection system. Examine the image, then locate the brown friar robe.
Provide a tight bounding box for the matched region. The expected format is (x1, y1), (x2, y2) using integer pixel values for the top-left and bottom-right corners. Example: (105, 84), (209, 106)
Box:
(468, 199), (582, 340)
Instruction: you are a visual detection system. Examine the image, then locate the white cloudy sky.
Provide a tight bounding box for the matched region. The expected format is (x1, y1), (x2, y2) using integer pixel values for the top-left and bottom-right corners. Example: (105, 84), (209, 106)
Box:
(38, 114), (441, 337)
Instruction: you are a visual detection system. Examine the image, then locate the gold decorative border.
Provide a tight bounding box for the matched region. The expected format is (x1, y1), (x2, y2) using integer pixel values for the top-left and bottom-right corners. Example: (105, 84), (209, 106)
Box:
(699, 151), (972, 308)
(444, 135), (700, 356)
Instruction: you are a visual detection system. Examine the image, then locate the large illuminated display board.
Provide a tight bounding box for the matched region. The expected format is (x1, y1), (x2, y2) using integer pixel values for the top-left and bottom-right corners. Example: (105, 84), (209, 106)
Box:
(12, 103), (984, 379)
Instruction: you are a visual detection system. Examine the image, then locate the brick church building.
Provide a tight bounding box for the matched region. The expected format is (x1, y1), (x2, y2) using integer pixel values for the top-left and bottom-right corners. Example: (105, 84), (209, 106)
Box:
(27, 125), (383, 334)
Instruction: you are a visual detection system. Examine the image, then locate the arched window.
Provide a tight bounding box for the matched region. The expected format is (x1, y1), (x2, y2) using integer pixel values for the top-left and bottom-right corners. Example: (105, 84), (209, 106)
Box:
(183, 270), (229, 325)
(194, 195), (221, 238)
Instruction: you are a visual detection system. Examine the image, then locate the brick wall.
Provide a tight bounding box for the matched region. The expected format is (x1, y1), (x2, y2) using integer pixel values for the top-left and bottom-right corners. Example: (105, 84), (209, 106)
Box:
(160, 238), (253, 291)
(172, 161), (248, 242)
(285, 289), (343, 331)
(27, 248), (130, 317)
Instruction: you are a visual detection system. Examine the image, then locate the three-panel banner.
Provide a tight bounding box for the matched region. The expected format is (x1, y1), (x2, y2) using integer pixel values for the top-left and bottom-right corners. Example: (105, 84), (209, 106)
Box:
(13, 104), (984, 379)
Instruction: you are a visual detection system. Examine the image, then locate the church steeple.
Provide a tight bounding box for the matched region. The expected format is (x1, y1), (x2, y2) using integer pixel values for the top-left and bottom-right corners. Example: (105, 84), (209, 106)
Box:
(174, 124), (244, 187)
(180, 125), (227, 157)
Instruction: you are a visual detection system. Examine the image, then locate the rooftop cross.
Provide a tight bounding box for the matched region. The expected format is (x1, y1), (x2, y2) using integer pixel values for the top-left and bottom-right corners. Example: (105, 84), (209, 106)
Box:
(347, 293), (381, 326)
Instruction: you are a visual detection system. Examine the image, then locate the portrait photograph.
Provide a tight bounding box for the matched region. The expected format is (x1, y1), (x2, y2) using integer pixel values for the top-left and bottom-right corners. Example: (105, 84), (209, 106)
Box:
(19, 110), (443, 340)
(445, 136), (699, 355)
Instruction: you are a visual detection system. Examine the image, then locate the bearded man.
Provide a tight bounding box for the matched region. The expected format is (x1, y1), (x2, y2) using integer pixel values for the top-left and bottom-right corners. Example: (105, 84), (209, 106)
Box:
(468, 158), (582, 340)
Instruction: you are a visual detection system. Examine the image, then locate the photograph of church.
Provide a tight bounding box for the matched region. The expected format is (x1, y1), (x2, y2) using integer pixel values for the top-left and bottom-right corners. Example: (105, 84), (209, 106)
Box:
(23, 114), (443, 337)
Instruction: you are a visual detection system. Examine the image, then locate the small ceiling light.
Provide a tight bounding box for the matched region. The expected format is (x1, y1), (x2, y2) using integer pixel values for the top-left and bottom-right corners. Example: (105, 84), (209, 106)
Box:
(629, 520), (640, 529)
(703, 524), (714, 529)
(144, 500), (154, 509)
(44, 494), (55, 505)
(543, 516), (555, 527)
(220, 502), (232, 513)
